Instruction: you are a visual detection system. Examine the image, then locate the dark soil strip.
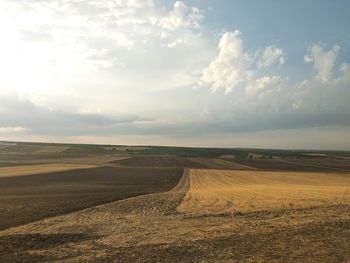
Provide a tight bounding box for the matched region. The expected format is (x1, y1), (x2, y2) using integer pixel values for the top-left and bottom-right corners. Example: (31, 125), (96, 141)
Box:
(0, 167), (183, 230)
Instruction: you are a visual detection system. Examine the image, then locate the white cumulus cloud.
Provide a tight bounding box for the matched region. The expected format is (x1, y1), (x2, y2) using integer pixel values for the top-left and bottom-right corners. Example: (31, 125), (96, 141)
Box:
(246, 76), (281, 95)
(159, 1), (204, 31)
(199, 31), (284, 94)
(199, 31), (253, 94)
(256, 46), (285, 69)
(304, 43), (340, 83)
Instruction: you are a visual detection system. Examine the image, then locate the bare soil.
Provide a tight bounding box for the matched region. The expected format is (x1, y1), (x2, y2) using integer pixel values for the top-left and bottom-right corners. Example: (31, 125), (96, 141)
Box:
(0, 167), (182, 230)
(111, 155), (252, 170)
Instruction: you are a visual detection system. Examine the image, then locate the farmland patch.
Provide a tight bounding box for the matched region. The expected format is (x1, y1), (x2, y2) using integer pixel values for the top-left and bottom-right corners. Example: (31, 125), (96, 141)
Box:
(0, 166), (182, 230)
(177, 169), (350, 214)
(0, 164), (95, 178)
(111, 155), (253, 170)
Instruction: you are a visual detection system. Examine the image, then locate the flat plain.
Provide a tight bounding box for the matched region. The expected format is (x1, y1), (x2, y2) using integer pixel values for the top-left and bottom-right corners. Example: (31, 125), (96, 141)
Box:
(1, 142), (350, 262)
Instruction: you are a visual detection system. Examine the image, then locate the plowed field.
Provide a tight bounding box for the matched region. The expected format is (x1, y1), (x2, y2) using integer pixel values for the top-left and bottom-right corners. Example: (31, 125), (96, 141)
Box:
(111, 155), (253, 170)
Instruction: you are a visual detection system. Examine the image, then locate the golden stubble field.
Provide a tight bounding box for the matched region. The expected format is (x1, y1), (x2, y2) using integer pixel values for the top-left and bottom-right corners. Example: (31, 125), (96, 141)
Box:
(177, 169), (350, 214)
(0, 164), (96, 178)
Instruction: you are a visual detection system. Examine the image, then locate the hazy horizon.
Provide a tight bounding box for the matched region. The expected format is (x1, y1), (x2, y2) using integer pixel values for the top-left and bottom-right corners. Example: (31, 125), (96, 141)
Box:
(2, 137), (350, 152)
(1, 1), (350, 149)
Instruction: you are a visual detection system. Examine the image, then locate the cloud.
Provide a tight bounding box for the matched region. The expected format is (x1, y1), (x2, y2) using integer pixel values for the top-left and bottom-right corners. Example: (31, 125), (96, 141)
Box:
(159, 1), (204, 31)
(199, 31), (285, 94)
(199, 31), (253, 94)
(0, 127), (28, 133)
(1, 36), (349, 140)
(0, 0), (206, 101)
(246, 76), (281, 95)
(167, 39), (186, 48)
(0, 1), (349, 149)
(0, 93), (151, 136)
(256, 46), (285, 69)
(194, 34), (350, 136)
(304, 43), (340, 83)
(240, 44), (350, 131)
(126, 0), (155, 8)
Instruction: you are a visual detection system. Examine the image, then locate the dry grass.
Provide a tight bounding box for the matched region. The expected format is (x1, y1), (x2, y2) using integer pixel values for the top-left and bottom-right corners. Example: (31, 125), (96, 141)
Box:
(177, 169), (350, 214)
(0, 164), (96, 177)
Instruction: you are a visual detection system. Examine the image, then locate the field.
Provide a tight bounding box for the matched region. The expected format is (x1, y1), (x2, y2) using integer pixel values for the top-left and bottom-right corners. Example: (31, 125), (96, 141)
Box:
(1, 168), (349, 262)
(0, 167), (182, 230)
(111, 155), (253, 170)
(235, 158), (350, 172)
(1, 141), (350, 262)
(177, 169), (350, 214)
(0, 164), (96, 177)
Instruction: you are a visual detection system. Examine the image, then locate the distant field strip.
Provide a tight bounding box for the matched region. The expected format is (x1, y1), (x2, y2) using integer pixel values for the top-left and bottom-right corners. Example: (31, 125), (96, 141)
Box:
(177, 169), (350, 214)
(35, 146), (70, 154)
(111, 156), (254, 170)
(0, 164), (96, 177)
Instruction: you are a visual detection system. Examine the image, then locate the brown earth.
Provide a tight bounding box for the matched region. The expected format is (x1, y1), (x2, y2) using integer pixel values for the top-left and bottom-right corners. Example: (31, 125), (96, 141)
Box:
(111, 155), (253, 170)
(0, 167), (182, 230)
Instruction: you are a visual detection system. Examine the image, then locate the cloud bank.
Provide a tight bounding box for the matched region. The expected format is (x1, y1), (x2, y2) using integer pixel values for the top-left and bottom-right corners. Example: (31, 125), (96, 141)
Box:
(196, 32), (350, 135)
(0, 1), (349, 149)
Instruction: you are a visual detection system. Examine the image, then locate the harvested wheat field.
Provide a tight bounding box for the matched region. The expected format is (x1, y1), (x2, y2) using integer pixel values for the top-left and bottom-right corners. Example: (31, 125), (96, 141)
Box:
(177, 169), (350, 214)
(0, 164), (96, 178)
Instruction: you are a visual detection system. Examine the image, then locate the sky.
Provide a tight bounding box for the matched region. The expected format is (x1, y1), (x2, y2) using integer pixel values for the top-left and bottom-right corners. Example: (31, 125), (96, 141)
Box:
(0, 0), (350, 149)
